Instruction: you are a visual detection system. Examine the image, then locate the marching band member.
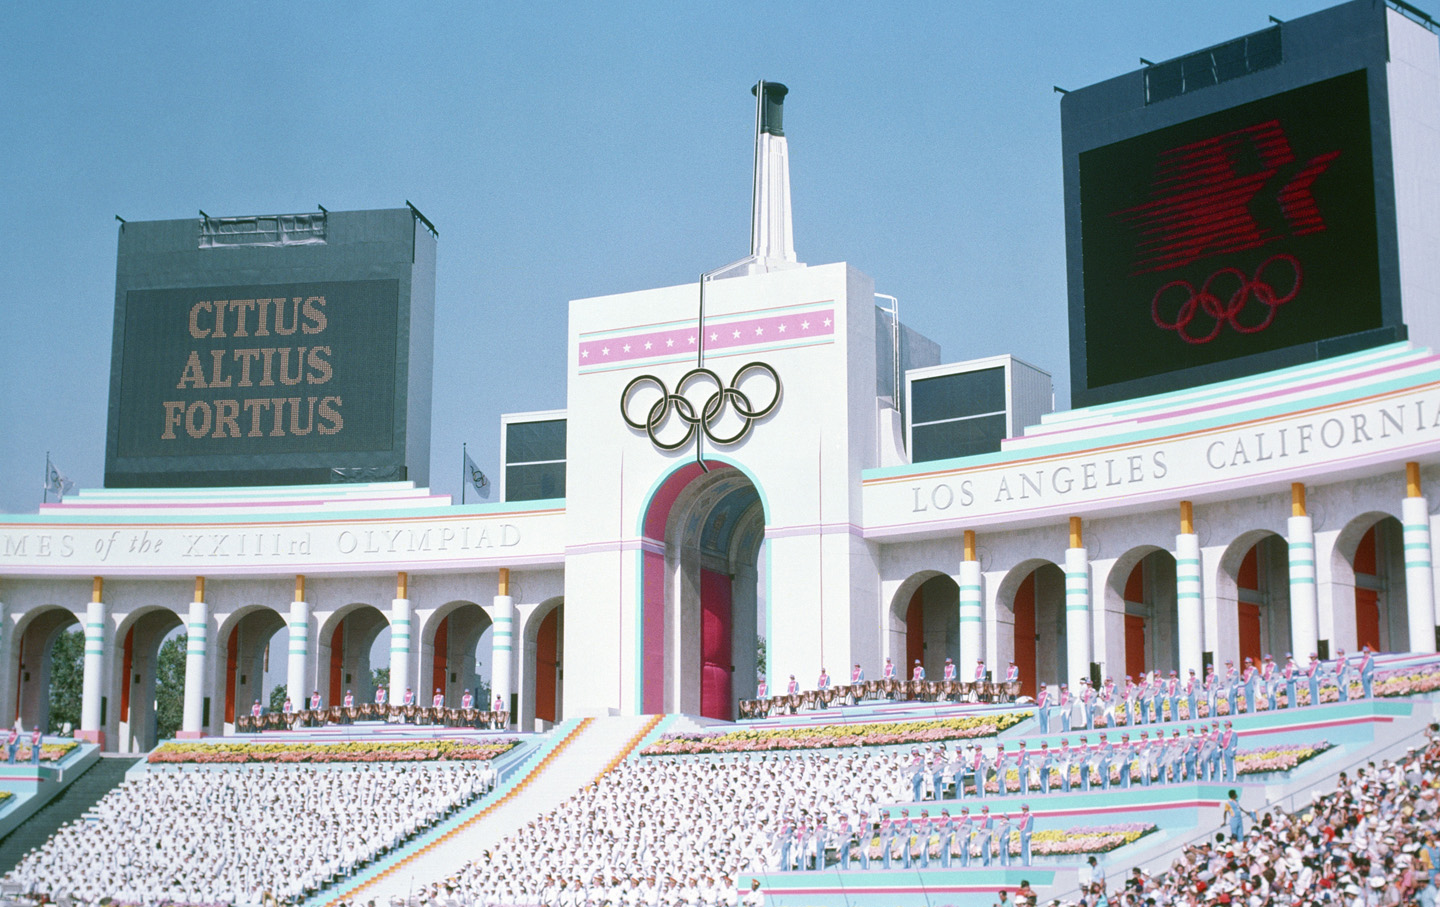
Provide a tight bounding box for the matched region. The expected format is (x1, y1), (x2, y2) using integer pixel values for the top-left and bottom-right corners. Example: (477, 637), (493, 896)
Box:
(1283, 654), (1299, 708)
(1333, 647), (1351, 702)
(461, 688), (474, 709)
(1358, 645), (1376, 698)
(911, 660), (925, 682)
(493, 694), (506, 729)
(1261, 654), (1278, 710)
(432, 687), (445, 708)
(1058, 683), (1071, 732)
(29, 727), (41, 765)
(1035, 684), (1050, 733)
(850, 663), (865, 704)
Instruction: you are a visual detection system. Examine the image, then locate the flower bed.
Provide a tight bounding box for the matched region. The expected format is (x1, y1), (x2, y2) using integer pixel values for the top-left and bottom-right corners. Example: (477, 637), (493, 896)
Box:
(147, 738), (517, 764)
(1026, 822), (1154, 856)
(8, 742), (79, 763)
(641, 713), (1029, 756)
(1236, 740), (1330, 774)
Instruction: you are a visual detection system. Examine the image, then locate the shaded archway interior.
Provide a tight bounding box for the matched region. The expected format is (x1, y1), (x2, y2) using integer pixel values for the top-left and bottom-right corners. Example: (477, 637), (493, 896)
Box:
(641, 461), (766, 720)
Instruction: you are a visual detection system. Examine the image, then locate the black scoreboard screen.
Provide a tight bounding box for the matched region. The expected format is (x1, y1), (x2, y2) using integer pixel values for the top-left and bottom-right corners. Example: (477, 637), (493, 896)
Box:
(1078, 69), (1382, 392)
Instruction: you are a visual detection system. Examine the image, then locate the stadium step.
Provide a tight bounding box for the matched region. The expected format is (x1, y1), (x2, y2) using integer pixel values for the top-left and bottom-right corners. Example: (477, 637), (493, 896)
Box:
(0, 754), (141, 876)
(315, 713), (666, 906)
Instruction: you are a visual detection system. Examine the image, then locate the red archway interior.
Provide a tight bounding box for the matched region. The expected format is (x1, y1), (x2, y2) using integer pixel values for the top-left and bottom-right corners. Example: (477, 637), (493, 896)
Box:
(224, 626), (238, 724)
(1238, 546), (1262, 668)
(535, 609), (559, 723)
(700, 570), (734, 719)
(1123, 564), (1146, 680)
(432, 616), (449, 697)
(905, 588), (924, 676)
(1014, 573), (1037, 697)
(328, 623), (344, 707)
(1354, 527), (1381, 652)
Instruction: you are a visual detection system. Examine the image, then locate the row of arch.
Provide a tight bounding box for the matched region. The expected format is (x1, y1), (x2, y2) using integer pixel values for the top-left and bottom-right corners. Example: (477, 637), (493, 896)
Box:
(891, 512), (1407, 696)
(12, 597), (566, 752)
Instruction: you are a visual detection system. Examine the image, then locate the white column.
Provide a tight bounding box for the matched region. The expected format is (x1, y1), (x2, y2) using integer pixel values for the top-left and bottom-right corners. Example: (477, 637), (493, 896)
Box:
(389, 573), (412, 699)
(287, 584), (311, 703)
(1288, 486), (1320, 658)
(1403, 487), (1437, 654)
(958, 559), (983, 680)
(492, 594), (515, 711)
(1175, 530), (1205, 679)
(1065, 521), (1092, 690)
(181, 597), (207, 738)
(80, 581), (107, 746)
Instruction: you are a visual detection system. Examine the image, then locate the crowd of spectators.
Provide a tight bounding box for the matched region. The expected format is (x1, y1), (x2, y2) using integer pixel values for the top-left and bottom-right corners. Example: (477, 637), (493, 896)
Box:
(1036, 724), (1440, 907)
(3, 762), (497, 906)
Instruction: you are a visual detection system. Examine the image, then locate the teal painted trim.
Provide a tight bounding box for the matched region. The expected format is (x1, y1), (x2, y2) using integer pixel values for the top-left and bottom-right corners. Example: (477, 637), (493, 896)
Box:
(84, 647), (104, 656)
(289, 621), (309, 629)
(959, 615), (983, 623)
(86, 622), (104, 629)
(494, 643), (513, 653)
(391, 633), (410, 641)
(1177, 558), (1200, 566)
(186, 649), (206, 657)
(1291, 576), (1317, 584)
(1065, 604), (1089, 612)
(1290, 541), (1314, 550)
(959, 585), (982, 593)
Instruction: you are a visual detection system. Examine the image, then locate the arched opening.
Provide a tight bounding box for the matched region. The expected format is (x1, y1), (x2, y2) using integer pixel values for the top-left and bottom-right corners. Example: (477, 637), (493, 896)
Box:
(113, 607), (184, 753)
(12, 606), (80, 734)
(1000, 561), (1066, 696)
(897, 575), (959, 682)
(640, 461), (767, 720)
(522, 597), (564, 728)
(1109, 548), (1180, 682)
(211, 606), (285, 735)
(1218, 532), (1291, 671)
(315, 604), (389, 713)
(1336, 513), (1407, 653)
(421, 602), (492, 708)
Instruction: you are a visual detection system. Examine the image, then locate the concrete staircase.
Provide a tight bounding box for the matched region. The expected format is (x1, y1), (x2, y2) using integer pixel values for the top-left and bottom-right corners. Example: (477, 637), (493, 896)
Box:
(318, 714), (665, 906)
(0, 755), (141, 875)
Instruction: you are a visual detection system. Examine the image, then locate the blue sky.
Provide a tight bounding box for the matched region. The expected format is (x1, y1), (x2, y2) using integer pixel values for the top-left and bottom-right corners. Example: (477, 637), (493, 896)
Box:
(0, 1), (1344, 514)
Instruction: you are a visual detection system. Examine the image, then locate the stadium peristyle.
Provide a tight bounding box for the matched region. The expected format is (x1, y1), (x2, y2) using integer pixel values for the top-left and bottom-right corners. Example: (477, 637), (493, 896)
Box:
(6, 3), (1440, 905)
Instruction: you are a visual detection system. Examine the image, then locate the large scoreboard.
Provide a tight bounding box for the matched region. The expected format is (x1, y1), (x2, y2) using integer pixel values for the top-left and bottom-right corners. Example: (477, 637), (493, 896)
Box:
(104, 208), (435, 489)
(1062, 0), (1432, 408)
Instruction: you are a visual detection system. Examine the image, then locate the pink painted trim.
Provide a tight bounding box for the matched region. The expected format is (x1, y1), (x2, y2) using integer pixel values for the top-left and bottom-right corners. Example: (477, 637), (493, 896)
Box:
(175, 730), (205, 739)
(764, 521), (863, 540)
(579, 309), (834, 366)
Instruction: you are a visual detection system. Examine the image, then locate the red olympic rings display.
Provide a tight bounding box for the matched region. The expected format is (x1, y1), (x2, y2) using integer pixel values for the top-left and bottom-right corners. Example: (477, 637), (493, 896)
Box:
(1151, 254), (1303, 345)
(621, 361), (781, 452)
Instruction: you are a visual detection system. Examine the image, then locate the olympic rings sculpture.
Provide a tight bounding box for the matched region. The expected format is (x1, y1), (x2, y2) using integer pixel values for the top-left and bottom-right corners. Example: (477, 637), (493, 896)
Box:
(620, 361), (781, 452)
(1151, 254), (1302, 345)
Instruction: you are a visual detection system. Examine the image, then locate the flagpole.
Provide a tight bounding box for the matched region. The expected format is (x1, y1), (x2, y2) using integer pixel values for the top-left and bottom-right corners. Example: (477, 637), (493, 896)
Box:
(461, 443), (467, 505)
(43, 451), (50, 505)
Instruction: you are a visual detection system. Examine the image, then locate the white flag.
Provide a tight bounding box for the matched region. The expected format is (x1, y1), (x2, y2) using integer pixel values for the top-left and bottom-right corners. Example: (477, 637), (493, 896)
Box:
(464, 452), (490, 499)
(44, 460), (74, 502)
